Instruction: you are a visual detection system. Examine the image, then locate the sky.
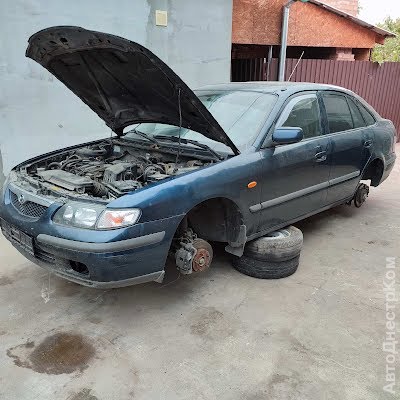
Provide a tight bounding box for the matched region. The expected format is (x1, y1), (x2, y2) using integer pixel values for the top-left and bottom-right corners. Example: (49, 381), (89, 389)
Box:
(358, 0), (400, 24)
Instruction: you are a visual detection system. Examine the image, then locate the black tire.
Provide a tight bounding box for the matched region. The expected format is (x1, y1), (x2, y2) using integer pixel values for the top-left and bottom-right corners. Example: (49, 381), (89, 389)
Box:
(244, 226), (303, 262)
(233, 254), (300, 279)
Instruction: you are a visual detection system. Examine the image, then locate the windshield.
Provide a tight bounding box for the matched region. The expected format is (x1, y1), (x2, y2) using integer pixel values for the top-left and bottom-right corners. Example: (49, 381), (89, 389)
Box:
(124, 90), (277, 153)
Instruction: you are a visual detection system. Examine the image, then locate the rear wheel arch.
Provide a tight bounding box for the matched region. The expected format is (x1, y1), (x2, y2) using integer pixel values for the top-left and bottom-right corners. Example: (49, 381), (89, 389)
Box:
(362, 158), (384, 186)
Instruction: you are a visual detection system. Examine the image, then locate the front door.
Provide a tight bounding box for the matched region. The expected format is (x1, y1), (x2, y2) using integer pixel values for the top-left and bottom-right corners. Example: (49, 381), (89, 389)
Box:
(255, 93), (331, 232)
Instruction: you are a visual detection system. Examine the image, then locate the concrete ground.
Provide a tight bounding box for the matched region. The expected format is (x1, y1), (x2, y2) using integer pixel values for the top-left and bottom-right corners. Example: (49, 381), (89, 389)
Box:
(0, 147), (399, 400)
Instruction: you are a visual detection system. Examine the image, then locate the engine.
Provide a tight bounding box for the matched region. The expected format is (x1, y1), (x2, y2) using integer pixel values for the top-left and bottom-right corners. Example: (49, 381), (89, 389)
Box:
(21, 141), (208, 200)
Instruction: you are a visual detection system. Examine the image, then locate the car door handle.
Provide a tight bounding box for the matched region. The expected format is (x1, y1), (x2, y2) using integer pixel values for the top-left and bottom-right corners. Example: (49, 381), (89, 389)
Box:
(364, 139), (373, 148)
(315, 151), (327, 162)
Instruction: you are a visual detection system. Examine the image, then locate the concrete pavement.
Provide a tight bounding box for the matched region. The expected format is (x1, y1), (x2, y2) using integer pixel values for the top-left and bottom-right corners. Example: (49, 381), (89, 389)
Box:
(0, 146), (399, 400)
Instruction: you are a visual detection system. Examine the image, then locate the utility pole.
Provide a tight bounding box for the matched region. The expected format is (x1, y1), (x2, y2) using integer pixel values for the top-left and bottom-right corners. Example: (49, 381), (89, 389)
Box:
(278, 0), (308, 81)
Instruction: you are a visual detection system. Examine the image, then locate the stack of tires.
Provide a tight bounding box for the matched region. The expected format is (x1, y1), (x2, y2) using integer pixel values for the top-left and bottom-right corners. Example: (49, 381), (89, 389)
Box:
(233, 226), (303, 279)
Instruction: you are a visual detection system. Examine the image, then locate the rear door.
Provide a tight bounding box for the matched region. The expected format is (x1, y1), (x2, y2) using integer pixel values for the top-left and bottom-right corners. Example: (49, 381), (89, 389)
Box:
(347, 96), (375, 169)
(320, 91), (366, 204)
(256, 93), (331, 232)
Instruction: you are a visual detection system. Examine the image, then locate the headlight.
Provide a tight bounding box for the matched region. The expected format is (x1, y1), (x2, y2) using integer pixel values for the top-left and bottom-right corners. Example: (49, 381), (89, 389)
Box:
(53, 201), (141, 230)
(53, 202), (105, 229)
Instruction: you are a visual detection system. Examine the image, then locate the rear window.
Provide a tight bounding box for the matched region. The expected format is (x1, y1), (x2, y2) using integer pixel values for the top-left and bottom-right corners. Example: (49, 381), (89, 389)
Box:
(355, 100), (376, 126)
(323, 94), (353, 133)
(347, 97), (366, 129)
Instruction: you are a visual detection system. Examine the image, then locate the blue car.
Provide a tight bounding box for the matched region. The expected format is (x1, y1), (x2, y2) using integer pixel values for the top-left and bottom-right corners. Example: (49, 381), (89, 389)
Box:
(0, 27), (396, 287)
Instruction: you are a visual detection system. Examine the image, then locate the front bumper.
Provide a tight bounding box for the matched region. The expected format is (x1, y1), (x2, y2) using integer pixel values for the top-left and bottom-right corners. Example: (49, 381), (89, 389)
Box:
(0, 185), (183, 288)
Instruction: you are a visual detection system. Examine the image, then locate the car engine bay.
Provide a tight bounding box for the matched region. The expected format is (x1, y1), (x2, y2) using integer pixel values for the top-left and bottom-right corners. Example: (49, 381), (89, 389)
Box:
(15, 140), (213, 201)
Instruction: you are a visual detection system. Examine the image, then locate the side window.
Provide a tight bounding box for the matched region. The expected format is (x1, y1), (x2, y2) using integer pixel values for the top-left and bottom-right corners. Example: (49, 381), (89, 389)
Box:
(279, 95), (322, 139)
(323, 94), (354, 133)
(347, 97), (366, 129)
(356, 100), (376, 126)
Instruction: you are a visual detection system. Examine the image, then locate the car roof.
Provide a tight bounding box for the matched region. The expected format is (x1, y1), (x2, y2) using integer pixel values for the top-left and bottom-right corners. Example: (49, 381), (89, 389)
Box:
(196, 81), (355, 96)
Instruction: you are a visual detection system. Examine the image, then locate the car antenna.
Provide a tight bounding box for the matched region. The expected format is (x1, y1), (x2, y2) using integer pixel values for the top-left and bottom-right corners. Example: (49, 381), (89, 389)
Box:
(174, 87), (182, 172)
(288, 51), (304, 81)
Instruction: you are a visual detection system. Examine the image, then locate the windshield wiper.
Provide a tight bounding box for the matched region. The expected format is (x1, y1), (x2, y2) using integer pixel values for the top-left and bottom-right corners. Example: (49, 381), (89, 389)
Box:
(126, 129), (160, 145)
(154, 135), (224, 161)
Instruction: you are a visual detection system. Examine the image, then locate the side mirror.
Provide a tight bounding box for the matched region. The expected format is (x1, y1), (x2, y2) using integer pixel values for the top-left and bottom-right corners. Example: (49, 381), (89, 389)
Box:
(272, 127), (303, 145)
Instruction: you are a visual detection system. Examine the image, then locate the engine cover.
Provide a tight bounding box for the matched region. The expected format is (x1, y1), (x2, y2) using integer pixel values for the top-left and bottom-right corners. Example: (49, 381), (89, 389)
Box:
(37, 169), (93, 193)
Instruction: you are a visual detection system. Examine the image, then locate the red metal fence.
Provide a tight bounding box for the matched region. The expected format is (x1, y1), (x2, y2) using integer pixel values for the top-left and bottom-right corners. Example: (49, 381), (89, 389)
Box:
(231, 58), (400, 137)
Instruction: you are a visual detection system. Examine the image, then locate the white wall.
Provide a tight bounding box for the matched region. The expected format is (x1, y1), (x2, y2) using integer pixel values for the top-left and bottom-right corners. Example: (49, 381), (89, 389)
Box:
(0, 0), (233, 184)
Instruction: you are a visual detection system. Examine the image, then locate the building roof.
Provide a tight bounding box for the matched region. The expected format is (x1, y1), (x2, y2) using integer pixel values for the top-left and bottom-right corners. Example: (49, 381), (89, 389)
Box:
(309, 0), (395, 38)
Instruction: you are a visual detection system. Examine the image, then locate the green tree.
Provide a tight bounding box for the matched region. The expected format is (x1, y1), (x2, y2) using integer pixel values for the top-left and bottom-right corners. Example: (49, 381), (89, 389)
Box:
(372, 17), (400, 63)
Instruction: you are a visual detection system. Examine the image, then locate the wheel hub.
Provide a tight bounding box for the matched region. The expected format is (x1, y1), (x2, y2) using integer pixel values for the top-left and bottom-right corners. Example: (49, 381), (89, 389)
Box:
(354, 183), (369, 208)
(175, 236), (213, 274)
(192, 247), (211, 272)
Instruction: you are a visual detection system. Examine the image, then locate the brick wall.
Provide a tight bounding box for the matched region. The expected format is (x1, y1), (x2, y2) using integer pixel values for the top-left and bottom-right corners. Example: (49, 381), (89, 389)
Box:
(321, 0), (358, 16)
(232, 0), (380, 48)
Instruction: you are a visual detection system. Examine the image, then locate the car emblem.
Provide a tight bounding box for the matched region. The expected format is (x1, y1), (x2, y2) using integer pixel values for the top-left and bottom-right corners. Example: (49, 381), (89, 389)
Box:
(18, 194), (26, 204)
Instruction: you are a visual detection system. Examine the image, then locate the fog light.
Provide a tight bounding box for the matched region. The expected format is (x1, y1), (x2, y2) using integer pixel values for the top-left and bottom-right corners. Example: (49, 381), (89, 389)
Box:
(70, 261), (89, 275)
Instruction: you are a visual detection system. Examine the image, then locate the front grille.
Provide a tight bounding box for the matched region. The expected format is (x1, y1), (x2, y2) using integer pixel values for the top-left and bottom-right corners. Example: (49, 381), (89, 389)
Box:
(10, 191), (48, 219)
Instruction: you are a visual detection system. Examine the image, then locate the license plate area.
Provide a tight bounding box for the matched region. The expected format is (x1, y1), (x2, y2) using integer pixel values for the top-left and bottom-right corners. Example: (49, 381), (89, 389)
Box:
(0, 219), (35, 255)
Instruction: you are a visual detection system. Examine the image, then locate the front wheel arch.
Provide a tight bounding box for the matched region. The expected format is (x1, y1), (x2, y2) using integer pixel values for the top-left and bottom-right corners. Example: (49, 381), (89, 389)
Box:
(175, 197), (245, 244)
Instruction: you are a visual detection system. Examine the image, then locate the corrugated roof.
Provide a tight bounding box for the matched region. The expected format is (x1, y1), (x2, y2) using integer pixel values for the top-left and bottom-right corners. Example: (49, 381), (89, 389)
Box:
(309, 0), (396, 38)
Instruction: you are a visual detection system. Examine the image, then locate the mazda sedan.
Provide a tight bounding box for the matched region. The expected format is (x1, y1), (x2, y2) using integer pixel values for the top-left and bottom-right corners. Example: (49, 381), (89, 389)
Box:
(0, 27), (396, 287)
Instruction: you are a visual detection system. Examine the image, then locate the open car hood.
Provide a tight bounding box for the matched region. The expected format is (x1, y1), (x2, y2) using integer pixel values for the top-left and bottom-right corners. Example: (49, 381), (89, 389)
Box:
(26, 26), (239, 154)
